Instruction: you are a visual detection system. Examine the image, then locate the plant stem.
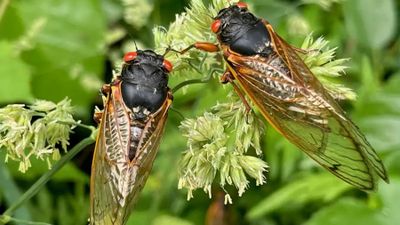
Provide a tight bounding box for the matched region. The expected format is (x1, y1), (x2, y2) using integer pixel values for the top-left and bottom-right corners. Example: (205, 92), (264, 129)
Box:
(172, 68), (222, 93)
(0, 215), (52, 225)
(172, 78), (209, 93)
(2, 136), (96, 217)
(57, 120), (96, 132)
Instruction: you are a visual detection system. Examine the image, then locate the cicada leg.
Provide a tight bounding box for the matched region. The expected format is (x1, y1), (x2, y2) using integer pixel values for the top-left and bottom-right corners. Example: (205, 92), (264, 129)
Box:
(93, 108), (103, 124)
(221, 70), (252, 121)
(171, 42), (220, 54)
(101, 84), (111, 95)
(94, 84), (111, 124)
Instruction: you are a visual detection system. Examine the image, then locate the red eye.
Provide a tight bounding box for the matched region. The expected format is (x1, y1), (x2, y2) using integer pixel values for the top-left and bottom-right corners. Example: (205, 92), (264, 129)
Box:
(211, 19), (221, 33)
(237, 2), (248, 9)
(123, 51), (137, 62)
(163, 59), (173, 72)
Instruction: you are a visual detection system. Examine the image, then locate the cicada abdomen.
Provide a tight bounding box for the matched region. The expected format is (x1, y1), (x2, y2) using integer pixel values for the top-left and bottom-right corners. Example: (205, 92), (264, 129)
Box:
(90, 50), (173, 224)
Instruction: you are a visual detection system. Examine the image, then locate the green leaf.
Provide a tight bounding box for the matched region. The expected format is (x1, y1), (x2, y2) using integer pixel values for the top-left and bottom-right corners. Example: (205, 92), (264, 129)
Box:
(354, 74), (400, 152)
(0, 4), (25, 40)
(127, 210), (153, 225)
(344, 0), (397, 49)
(151, 215), (194, 225)
(252, 0), (291, 25)
(29, 188), (53, 223)
(56, 183), (89, 225)
(304, 198), (386, 225)
(304, 178), (400, 225)
(385, 150), (400, 175)
(247, 173), (351, 219)
(11, 0), (106, 116)
(0, 41), (33, 103)
(0, 160), (32, 221)
(358, 116), (400, 152)
(378, 178), (400, 224)
(6, 156), (88, 183)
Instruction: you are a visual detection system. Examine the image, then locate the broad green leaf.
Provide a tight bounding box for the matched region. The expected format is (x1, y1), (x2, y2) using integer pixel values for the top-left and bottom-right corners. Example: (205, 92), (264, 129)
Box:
(358, 116), (400, 152)
(304, 178), (400, 225)
(304, 198), (386, 225)
(10, 0), (106, 117)
(343, 0), (397, 49)
(354, 74), (400, 152)
(127, 211), (153, 225)
(151, 215), (194, 225)
(355, 72), (400, 117)
(29, 188), (53, 223)
(355, 56), (379, 105)
(56, 183), (89, 225)
(385, 150), (400, 175)
(247, 173), (350, 219)
(357, 93), (400, 117)
(0, 4), (25, 40)
(382, 73), (400, 94)
(0, 160), (32, 221)
(378, 178), (400, 224)
(0, 41), (33, 103)
(6, 156), (88, 183)
(252, 0), (291, 25)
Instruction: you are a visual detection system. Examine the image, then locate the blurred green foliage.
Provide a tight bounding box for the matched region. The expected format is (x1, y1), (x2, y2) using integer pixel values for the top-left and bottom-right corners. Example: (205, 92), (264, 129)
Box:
(0, 0), (399, 225)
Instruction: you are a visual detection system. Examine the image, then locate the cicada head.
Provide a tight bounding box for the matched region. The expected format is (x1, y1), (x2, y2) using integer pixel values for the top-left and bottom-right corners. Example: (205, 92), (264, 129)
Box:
(120, 50), (173, 114)
(212, 2), (257, 43)
(211, 2), (272, 56)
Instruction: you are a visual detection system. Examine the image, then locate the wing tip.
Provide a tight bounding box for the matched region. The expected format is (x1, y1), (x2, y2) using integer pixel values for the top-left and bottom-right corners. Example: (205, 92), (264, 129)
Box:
(359, 170), (390, 192)
(380, 173), (390, 184)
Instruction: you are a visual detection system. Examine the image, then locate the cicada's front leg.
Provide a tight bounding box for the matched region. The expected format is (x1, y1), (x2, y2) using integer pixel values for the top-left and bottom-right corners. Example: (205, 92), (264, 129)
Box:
(93, 84), (111, 124)
(221, 69), (252, 118)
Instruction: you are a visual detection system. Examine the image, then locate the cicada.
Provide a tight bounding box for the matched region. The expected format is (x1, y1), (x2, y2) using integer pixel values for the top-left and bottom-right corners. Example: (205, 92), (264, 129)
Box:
(180, 2), (388, 190)
(90, 50), (173, 224)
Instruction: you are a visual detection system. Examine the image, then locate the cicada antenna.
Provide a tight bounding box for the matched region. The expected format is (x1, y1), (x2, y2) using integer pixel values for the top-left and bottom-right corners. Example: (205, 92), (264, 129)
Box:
(125, 31), (139, 51)
(162, 45), (172, 57)
(133, 40), (139, 51)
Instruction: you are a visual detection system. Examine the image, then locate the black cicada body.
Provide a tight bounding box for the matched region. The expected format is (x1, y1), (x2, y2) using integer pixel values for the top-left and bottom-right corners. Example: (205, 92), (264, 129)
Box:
(185, 2), (388, 190)
(90, 50), (173, 224)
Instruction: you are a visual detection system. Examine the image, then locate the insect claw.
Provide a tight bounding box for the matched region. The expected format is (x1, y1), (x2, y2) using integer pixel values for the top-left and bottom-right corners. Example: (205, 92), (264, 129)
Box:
(220, 70), (234, 84)
(101, 84), (111, 95)
(93, 110), (103, 124)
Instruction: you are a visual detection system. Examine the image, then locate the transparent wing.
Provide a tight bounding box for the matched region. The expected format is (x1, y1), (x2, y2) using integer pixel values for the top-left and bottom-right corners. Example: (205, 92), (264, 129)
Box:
(225, 24), (388, 190)
(90, 86), (171, 225)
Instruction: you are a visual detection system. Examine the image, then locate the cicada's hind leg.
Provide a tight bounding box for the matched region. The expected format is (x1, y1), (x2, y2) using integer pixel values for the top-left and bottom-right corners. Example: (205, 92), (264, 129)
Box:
(93, 84), (111, 124)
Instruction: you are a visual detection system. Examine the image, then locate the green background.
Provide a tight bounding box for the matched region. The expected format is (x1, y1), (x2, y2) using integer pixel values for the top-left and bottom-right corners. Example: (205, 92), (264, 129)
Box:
(0, 0), (399, 224)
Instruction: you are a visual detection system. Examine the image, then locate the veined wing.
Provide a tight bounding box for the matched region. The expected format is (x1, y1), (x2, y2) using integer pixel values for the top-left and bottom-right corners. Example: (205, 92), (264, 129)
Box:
(90, 85), (171, 225)
(225, 32), (388, 190)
